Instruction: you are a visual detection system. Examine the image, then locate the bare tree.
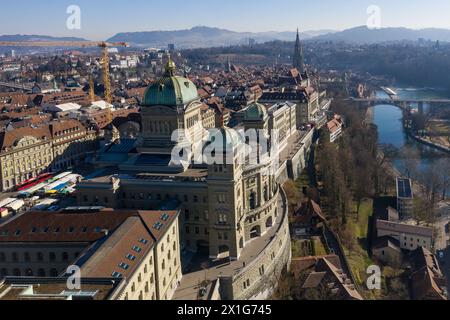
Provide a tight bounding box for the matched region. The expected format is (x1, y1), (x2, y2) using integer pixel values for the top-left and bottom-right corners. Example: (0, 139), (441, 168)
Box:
(399, 146), (420, 179)
(436, 158), (450, 201)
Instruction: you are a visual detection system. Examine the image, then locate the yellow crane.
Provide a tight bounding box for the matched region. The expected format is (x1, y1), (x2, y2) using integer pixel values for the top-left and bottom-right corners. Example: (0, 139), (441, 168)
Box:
(89, 73), (95, 103)
(0, 41), (129, 124)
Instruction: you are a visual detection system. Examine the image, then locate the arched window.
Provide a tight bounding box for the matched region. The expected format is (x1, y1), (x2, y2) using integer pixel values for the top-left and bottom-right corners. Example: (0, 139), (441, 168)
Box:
(50, 269), (58, 277)
(264, 185), (269, 202)
(266, 216), (273, 228)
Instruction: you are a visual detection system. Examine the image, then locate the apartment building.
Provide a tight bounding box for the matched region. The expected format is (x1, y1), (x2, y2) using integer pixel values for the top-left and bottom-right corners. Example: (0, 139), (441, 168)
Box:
(0, 208), (181, 300)
(376, 219), (433, 251)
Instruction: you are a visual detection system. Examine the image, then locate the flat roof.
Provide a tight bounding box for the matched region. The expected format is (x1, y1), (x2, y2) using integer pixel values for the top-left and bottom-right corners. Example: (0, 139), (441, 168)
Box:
(81, 167), (208, 185)
(0, 278), (122, 300)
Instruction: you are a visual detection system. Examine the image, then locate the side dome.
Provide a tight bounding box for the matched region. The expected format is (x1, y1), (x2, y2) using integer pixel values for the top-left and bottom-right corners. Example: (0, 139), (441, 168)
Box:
(142, 58), (199, 106)
(244, 102), (268, 121)
(208, 127), (243, 153)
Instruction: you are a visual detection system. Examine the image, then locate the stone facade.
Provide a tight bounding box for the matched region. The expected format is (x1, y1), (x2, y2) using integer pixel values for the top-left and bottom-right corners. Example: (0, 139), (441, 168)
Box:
(219, 188), (291, 300)
(0, 209), (182, 301)
(75, 61), (310, 300)
(0, 243), (85, 278)
(0, 119), (98, 191)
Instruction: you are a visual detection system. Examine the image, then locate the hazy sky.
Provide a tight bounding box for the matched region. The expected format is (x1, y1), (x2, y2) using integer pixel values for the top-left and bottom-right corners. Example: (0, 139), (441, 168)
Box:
(1, 0), (450, 40)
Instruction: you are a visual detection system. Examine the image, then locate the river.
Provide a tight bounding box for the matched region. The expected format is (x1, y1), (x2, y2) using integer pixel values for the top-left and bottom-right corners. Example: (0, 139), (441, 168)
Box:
(373, 87), (450, 193)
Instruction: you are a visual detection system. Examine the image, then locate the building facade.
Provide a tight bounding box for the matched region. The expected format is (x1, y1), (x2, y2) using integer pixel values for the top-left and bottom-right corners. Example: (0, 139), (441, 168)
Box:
(0, 119), (98, 191)
(74, 60), (300, 299)
(0, 209), (182, 300)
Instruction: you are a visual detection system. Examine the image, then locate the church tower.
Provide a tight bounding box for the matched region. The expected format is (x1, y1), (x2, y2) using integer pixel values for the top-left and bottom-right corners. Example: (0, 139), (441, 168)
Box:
(293, 28), (305, 73)
(225, 56), (231, 73)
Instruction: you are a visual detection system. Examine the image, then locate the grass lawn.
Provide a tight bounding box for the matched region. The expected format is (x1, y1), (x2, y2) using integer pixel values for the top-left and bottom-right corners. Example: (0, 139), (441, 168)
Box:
(291, 237), (329, 258)
(312, 237), (328, 256)
(344, 198), (381, 299)
(344, 198), (408, 299)
(291, 239), (313, 258)
(353, 199), (373, 239)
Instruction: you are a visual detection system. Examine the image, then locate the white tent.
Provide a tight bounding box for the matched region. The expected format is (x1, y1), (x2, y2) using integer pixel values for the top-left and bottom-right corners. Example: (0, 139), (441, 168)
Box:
(6, 199), (25, 211)
(44, 102), (82, 113)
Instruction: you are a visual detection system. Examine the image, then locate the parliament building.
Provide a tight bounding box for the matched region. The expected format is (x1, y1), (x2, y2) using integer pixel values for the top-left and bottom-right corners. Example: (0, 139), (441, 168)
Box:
(75, 59), (313, 299)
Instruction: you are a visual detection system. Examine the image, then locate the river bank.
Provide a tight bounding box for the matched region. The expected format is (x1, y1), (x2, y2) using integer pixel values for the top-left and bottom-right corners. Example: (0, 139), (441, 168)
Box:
(367, 104), (450, 154)
(371, 86), (450, 196)
(406, 131), (450, 154)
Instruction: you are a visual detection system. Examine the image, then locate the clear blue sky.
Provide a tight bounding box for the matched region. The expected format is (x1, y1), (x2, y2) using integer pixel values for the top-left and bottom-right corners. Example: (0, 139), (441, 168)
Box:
(2, 0), (450, 40)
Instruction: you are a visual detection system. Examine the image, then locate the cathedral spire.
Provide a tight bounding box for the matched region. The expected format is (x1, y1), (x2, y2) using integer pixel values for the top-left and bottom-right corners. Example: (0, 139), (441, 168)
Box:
(293, 28), (304, 73)
(225, 56), (231, 73)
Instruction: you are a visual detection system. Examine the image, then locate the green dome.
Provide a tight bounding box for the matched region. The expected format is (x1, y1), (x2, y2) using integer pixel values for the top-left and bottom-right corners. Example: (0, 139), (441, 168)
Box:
(142, 58), (198, 106)
(245, 102), (268, 121)
(142, 76), (198, 106)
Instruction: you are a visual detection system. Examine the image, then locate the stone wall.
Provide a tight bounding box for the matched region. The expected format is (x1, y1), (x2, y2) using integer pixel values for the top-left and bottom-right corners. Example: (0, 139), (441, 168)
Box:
(219, 187), (291, 300)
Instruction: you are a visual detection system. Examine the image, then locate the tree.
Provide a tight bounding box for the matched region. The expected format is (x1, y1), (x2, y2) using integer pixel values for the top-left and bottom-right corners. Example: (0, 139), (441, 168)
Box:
(399, 146), (420, 179)
(410, 113), (428, 135)
(436, 158), (450, 201)
(353, 167), (370, 219)
(283, 180), (303, 215)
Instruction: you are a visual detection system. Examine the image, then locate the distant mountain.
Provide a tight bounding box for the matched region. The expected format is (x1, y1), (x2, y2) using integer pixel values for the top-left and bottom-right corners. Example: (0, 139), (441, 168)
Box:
(312, 26), (450, 44)
(0, 34), (88, 42)
(107, 26), (335, 48)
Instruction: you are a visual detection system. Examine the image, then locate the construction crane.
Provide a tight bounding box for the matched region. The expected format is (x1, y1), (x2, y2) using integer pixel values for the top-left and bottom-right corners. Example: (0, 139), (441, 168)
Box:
(89, 74), (95, 103)
(0, 41), (129, 124)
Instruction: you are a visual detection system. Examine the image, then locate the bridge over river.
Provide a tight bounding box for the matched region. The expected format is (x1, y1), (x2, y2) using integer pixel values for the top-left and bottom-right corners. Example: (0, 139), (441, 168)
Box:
(350, 96), (450, 114)
(350, 97), (450, 104)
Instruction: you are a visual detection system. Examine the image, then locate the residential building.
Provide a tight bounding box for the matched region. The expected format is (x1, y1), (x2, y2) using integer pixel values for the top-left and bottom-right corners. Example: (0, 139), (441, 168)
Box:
(292, 255), (363, 300)
(327, 115), (343, 143)
(375, 219), (433, 251)
(0, 208), (182, 300)
(410, 247), (448, 300)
